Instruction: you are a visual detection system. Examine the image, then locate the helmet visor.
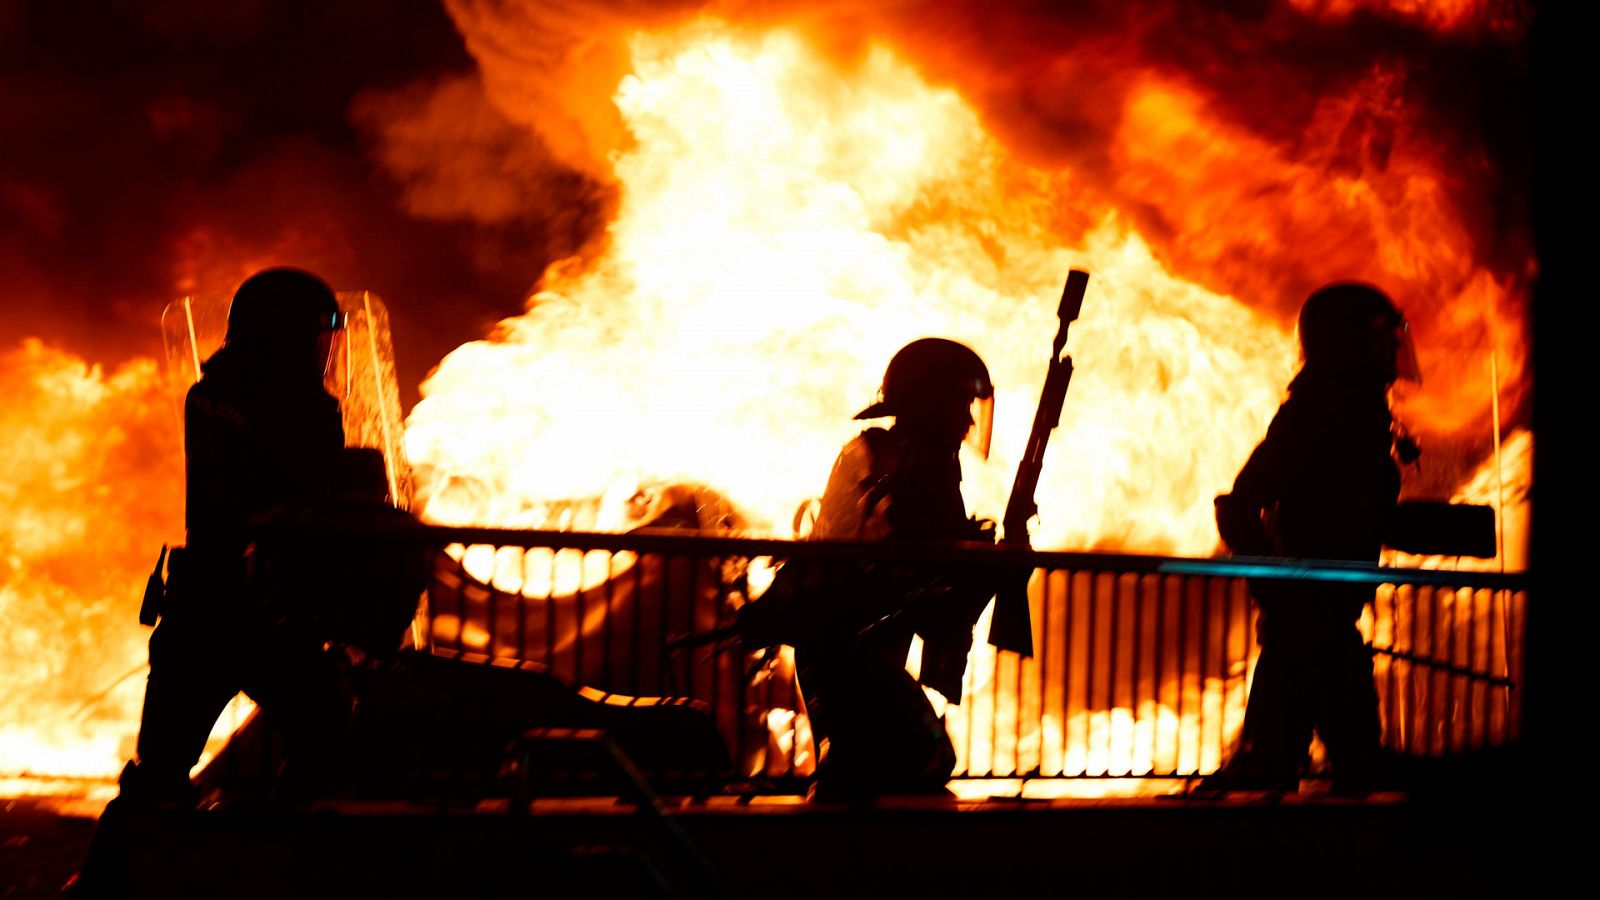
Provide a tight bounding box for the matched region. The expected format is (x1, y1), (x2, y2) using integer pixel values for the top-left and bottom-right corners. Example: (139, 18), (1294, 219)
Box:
(965, 394), (994, 460)
(320, 322), (350, 399)
(1394, 320), (1421, 384)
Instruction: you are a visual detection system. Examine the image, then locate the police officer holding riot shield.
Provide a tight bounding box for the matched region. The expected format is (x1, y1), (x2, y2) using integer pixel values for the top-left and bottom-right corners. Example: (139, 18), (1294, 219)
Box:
(71, 269), (351, 896)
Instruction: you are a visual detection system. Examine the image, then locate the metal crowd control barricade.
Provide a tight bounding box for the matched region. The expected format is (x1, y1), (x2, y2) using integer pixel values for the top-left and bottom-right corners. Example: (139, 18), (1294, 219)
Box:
(413, 526), (1526, 792)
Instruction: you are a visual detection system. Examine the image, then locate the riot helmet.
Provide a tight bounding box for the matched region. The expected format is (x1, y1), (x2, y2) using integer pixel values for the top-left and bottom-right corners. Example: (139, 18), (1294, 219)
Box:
(1297, 282), (1419, 384)
(854, 337), (995, 458)
(225, 268), (345, 379)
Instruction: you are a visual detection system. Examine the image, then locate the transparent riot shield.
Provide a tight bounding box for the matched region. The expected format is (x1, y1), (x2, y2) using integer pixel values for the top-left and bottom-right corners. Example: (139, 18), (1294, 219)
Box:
(160, 291), (414, 508)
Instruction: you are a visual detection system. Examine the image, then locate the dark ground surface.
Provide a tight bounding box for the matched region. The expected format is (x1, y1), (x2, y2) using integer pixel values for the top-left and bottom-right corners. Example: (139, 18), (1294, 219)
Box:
(0, 783), (1558, 899)
(1, 797), (99, 899)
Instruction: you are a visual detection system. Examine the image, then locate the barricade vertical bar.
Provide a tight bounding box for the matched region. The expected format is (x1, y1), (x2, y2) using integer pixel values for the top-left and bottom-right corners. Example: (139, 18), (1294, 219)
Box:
(464, 546), (476, 655)
(789, 584), (801, 778)
(1216, 577), (1231, 772)
(1491, 586), (1504, 739)
(790, 557), (805, 779)
(1473, 588), (1487, 750)
(1084, 570), (1099, 775)
(1407, 583), (1420, 755)
(1130, 573), (1146, 777)
(447, 550), (460, 655)
(679, 553), (695, 698)
(604, 552), (616, 689)
(674, 551), (687, 697)
(1198, 576), (1211, 774)
(1013, 587), (1026, 776)
(1419, 584), (1431, 755)
(1039, 566), (1057, 777)
(658, 552), (674, 696)
(1241, 578), (1257, 769)
(1506, 589), (1518, 741)
(1489, 590), (1504, 744)
(1175, 575), (1190, 775)
(574, 550), (587, 686)
(479, 547), (495, 654)
(1429, 584), (1443, 756)
(1105, 572), (1121, 775)
(1455, 586), (1467, 752)
(461, 548), (477, 655)
(1386, 585), (1401, 754)
(1059, 568), (1074, 774)
(1216, 575), (1230, 776)
(733, 557), (751, 778)
(632, 551), (645, 696)
(963, 564), (979, 772)
(989, 594), (1002, 777)
(708, 554), (725, 758)
(545, 547), (557, 668)
(1154, 574), (1169, 776)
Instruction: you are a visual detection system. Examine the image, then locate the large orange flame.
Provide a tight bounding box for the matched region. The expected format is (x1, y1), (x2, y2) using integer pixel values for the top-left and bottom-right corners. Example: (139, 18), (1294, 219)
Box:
(0, 341), (258, 794)
(0, 342), (180, 787)
(406, 25), (1302, 553)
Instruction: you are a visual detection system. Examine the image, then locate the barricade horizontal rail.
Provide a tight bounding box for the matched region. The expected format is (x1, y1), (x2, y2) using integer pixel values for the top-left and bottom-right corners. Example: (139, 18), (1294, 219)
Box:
(316, 523), (1524, 787)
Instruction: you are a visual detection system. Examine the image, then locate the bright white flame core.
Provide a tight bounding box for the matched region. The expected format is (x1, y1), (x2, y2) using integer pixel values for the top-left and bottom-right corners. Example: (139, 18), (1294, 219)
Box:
(406, 27), (1295, 553)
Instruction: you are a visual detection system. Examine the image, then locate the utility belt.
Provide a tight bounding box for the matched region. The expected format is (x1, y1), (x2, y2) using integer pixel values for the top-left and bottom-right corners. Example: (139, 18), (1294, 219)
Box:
(138, 544), (250, 626)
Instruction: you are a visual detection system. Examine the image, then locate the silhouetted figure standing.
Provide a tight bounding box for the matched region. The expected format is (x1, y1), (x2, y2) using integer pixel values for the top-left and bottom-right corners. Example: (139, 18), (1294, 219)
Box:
(71, 269), (349, 896)
(137, 267), (349, 801)
(742, 339), (997, 798)
(1211, 283), (1419, 793)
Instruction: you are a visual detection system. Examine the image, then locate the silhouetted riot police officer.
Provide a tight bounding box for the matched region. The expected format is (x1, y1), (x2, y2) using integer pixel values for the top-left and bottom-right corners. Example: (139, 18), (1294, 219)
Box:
(72, 269), (352, 896)
(128, 269), (351, 803)
(740, 338), (997, 798)
(1210, 282), (1419, 793)
(136, 268), (351, 803)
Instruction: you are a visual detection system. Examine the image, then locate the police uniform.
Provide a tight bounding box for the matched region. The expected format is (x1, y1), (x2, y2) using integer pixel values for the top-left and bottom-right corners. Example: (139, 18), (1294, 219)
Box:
(1218, 369), (1396, 789)
(799, 422), (991, 798)
(129, 342), (349, 801)
(1212, 283), (1414, 792)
